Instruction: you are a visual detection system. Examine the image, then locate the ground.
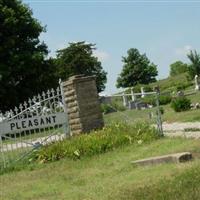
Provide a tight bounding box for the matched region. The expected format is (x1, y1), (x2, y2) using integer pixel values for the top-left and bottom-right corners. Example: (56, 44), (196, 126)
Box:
(1, 138), (200, 200)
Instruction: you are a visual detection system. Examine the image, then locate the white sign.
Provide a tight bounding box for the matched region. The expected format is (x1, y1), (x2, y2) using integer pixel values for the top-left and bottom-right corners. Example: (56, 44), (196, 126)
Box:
(0, 113), (67, 135)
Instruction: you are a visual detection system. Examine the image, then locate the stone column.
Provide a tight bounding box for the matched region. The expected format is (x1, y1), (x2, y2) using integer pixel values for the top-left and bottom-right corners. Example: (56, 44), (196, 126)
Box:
(62, 75), (104, 135)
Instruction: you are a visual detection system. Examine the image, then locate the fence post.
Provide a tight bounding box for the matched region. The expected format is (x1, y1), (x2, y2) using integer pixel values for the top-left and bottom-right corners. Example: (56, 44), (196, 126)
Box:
(155, 91), (163, 136)
(0, 136), (6, 168)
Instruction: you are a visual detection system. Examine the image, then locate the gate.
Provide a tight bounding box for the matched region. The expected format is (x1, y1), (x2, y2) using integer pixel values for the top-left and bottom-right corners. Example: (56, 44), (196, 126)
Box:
(0, 84), (69, 169)
(101, 88), (163, 136)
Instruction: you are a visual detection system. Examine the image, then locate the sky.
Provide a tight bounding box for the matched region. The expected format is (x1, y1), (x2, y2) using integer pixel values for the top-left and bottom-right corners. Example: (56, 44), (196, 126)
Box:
(23, 0), (200, 94)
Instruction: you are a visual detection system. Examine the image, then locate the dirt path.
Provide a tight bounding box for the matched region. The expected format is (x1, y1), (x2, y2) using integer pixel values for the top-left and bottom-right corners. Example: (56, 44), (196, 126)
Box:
(163, 122), (200, 139)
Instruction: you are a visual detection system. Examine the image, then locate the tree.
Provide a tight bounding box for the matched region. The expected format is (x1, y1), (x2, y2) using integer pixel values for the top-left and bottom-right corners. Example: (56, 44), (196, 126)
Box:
(187, 50), (200, 79)
(170, 61), (188, 76)
(55, 41), (107, 92)
(116, 48), (158, 88)
(0, 0), (57, 112)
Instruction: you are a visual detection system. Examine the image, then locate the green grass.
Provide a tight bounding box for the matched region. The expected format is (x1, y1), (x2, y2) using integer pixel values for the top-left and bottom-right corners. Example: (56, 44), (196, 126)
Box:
(149, 73), (192, 92)
(1, 138), (200, 200)
(104, 90), (200, 123)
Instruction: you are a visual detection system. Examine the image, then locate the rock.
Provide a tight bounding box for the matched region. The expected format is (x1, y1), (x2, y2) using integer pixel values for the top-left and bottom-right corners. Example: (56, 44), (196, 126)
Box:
(131, 152), (192, 166)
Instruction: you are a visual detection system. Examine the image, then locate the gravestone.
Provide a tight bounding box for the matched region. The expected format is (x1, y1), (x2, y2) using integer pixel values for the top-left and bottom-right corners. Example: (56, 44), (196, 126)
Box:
(122, 93), (129, 107)
(195, 75), (200, 91)
(141, 87), (145, 98)
(62, 75), (104, 135)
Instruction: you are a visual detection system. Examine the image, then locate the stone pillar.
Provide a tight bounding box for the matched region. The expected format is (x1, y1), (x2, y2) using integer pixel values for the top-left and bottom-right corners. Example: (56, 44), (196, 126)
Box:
(62, 75), (104, 135)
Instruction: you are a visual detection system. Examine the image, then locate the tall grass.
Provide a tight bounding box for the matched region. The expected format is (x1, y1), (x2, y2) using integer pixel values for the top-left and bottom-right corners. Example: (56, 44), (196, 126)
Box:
(30, 122), (159, 163)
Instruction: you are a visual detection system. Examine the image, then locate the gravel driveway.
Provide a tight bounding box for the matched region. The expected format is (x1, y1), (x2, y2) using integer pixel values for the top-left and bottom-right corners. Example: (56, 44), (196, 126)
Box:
(163, 122), (200, 139)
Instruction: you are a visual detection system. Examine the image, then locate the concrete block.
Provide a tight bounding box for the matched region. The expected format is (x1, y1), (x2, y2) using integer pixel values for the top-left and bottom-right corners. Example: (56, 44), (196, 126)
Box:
(131, 152), (192, 166)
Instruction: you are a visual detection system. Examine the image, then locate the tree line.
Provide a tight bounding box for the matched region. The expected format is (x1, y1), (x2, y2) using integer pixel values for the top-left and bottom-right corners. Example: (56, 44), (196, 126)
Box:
(1, 0), (200, 112)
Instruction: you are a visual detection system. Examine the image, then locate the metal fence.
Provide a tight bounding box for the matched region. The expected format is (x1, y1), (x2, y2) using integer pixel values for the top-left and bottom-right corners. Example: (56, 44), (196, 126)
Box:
(100, 89), (163, 136)
(0, 84), (69, 169)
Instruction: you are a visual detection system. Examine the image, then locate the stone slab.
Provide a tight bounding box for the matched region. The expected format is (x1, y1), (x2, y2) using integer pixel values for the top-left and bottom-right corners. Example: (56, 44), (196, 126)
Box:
(131, 152), (192, 166)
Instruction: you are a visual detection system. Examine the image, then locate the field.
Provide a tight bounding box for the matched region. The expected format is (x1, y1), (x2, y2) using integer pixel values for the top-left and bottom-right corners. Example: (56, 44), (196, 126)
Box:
(1, 137), (200, 200)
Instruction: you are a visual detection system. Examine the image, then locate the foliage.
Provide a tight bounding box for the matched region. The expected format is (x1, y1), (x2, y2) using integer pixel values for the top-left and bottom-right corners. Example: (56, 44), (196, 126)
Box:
(0, 0), (57, 112)
(131, 84), (153, 93)
(55, 41), (107, 92)
(171, 96), (191, 112)
(176, 83), (187, 91)
(159, 107), (164, 115)
(30, 122), (159, 163)
(187, 50), (200, 79)
(149, 73), (192, 93)
(159, 95), (172, 105)
(101, 102), (126, 114)
(143, 95), (171, 106)
(170, 61), (188, 77)
(101, 104), (116, 114)
(116, 48), (158, 88)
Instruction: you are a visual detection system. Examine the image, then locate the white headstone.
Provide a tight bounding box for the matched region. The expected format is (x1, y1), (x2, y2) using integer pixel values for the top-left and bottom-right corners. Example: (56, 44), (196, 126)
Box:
(195, 75), (200, 91)
(122, 93), (128, 107)
(141, 87), (145, 98)
(131, 88), (136, 101)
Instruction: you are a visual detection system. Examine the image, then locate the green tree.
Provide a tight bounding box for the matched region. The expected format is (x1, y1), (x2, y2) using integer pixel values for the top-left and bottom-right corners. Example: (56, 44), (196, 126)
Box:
(0, 0), (57, 112)
(116, 48), (158, 88)
(187, 50), (200, 79)
(55, 41), (107, 92)
(170, 61), (188, 76)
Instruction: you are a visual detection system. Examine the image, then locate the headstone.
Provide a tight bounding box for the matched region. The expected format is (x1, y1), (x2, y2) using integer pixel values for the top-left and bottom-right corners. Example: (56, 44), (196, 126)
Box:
(141, 87), (145, 98)
(195, 75), (200, 91)
(122, 93), (128, 107)
(177, 90), (184, 97)
(131, 88), (136, 101)
(62, 75), (104, 135)
(128, 100), (148, 110)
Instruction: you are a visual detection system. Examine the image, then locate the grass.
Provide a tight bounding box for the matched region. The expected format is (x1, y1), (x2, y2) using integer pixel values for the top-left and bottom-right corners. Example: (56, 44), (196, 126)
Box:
(104, 91), (200, 123)
(1, 137), (200, 200)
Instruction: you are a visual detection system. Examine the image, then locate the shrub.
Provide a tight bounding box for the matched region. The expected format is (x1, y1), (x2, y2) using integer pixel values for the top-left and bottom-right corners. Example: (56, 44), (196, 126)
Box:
(176, 83), (187, 92)
(159, 107), (164, 115)
(143, 95), (171, 106)
(101, 104), (116, 114)
(171, 97), (191, 112)
(30, 122), (159, 163)
(159, 95), (172, 105)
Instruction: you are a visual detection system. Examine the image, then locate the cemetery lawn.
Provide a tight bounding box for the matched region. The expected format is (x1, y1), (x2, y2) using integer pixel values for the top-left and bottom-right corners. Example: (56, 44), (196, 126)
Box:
(1, 138), (200, 200)
(104, 92), (200, 124)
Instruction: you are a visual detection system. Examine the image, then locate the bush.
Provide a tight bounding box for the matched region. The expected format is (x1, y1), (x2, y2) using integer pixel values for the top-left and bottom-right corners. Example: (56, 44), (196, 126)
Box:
(159, 107), (164, 115)
(159, 95), (172, 105)
(30, 123), (159, 163)
(101, 100), (126, 114)
(176, 83), (187, 92)
(101, 104), (116, 114)
(143, 95), (171, 106)
(171, 97), (191, 112)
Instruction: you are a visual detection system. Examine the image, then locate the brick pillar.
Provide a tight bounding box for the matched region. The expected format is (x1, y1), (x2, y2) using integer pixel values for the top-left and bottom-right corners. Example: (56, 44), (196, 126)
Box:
(62, 75), (104, 135)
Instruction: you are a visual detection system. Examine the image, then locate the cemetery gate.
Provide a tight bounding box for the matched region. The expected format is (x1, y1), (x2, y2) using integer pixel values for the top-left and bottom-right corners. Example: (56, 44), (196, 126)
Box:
(0, 83), (69, 169)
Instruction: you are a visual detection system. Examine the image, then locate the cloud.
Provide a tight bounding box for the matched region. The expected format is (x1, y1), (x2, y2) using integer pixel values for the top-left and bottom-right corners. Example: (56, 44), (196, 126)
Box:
(93, 50), (110, 62)
(175, 45), (193, 56)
